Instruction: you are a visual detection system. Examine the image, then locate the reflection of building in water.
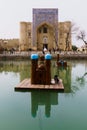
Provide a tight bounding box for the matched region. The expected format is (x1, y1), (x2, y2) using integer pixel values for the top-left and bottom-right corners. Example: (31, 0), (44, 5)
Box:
(31, 91), (58, 117)
(52, 60), (72, 93)
(19, 62), (31, 81)
(57, 66), (72, 93)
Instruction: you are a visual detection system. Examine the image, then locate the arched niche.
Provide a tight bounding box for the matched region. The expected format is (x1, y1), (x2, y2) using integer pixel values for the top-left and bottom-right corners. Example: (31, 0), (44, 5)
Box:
(36, 22), (55, 50)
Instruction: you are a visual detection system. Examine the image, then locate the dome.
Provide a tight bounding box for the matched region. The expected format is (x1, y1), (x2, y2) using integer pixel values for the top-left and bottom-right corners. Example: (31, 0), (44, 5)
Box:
(45, 54), (52, 60)
(31, 54), (38, 59)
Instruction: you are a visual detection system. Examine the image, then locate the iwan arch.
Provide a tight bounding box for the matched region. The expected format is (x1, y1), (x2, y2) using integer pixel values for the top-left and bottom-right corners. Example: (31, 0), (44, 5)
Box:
(36, 22), (56, 50)
(19, 8), (72, 51)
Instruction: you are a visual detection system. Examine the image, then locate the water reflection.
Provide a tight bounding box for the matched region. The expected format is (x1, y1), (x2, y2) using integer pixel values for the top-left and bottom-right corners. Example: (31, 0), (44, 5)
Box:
(77, 72), (87, 82)
(15, 88), (60, 118)
(0, 60), (87, 95)
(0, 60), (87, 129)
(0, 61), (31, 81)
(31, 91), (58, 118)
(75, 71), (87, 89)
(52, 60), (87, 94)
(52, 60), (72, 93)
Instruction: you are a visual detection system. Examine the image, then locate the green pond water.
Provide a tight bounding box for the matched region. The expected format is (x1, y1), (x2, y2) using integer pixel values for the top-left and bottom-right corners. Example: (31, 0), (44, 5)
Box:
(0, 60), (87, 130)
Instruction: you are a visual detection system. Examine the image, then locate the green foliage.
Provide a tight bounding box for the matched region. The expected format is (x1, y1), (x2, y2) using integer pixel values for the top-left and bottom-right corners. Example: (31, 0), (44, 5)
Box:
(72, 45), (78, 51)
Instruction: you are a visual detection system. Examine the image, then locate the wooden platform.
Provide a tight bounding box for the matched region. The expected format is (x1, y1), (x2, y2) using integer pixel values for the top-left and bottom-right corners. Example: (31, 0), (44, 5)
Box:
(15, 78), (64, 92)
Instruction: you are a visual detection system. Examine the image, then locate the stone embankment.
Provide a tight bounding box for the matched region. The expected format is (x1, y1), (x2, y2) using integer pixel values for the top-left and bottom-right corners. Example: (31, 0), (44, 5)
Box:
(0, 51), (87, 60)
(59, 53), (87, 60)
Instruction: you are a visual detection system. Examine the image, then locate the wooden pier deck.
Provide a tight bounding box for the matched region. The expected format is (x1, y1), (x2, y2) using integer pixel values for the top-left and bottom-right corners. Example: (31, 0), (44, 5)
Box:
(15, 78), (64, 91)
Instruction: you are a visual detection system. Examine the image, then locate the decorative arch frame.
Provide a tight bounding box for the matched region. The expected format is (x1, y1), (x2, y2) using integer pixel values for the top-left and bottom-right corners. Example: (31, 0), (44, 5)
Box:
(36, 22), (54, 50)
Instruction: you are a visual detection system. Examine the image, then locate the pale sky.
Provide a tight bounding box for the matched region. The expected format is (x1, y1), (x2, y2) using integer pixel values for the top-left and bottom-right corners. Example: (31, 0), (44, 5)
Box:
(0, 0), (87, 47)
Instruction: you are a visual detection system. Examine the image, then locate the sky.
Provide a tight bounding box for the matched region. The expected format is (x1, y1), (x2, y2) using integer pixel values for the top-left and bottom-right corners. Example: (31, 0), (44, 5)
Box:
(0, 0), (87, 47)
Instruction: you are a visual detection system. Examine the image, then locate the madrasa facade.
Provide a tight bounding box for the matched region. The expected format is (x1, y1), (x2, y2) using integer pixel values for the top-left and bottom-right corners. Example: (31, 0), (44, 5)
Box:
(19, 8), (72, 51)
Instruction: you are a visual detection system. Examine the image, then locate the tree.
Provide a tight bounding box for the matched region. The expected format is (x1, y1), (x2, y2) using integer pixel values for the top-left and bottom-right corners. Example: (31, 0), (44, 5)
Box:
(64, 22), (79, 51)
(53, 21), (79, 51)
(77, 30), (87, 45)
(76, 30), (87, 53)
(72, 45), (78, 51)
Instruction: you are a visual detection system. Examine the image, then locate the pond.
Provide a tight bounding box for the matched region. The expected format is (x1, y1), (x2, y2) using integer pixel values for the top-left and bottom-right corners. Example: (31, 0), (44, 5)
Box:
(0, 60), (87, 130)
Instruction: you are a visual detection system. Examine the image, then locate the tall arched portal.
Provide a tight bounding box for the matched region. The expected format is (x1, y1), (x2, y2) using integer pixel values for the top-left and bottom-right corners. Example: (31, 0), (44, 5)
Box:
(32, 9), (58, 50)
(37, 23), (55, 50)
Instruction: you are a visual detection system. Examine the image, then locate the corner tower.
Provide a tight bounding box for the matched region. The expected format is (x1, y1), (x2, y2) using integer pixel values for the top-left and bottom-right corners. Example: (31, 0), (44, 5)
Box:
(19, 22), (32, 51)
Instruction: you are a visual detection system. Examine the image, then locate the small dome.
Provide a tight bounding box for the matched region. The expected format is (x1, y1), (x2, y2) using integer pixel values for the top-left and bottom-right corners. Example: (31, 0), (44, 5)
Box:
(31, 54), (38, 59)
(45, 54), (52, 60)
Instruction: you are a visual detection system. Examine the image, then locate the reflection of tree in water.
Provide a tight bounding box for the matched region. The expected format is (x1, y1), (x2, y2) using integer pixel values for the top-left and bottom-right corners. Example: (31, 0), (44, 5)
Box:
(0, 61), (31, 81)
(76, 72), (87, 85)
(71, 72), (87, 94)
(52, 65), (72, 93)
(52, 60), (87, 95)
